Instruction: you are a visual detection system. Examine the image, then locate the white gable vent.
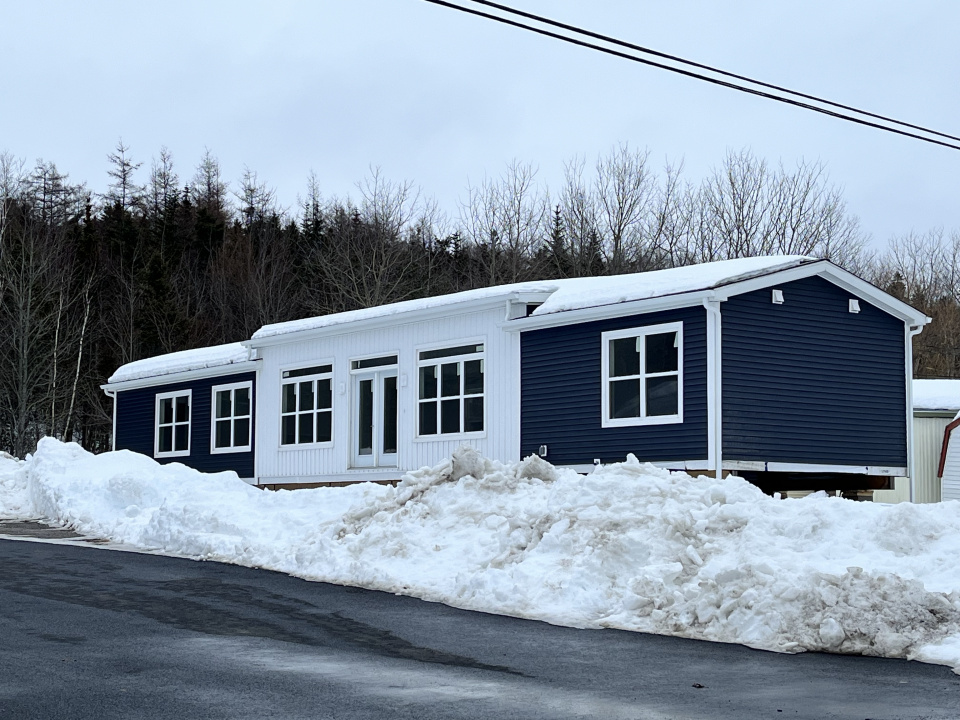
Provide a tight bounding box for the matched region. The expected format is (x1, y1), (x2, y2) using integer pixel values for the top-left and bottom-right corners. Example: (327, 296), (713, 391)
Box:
(771, 289), (784, 305)
(849, 299), (861, 314)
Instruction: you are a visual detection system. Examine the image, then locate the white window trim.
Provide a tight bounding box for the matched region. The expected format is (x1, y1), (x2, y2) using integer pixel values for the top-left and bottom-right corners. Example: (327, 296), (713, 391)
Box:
(601, 321), (684, 428)
(415, 341), (487, 440)
(154, 389), (192, 458)
(210, 381), (253, 455)
(348, 351), (400, 373)
(279, 365), (335, 450)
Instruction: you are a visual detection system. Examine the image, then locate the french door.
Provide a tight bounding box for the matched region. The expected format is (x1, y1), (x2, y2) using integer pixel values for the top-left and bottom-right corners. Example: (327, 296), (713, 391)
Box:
(353, 369), (398, 467)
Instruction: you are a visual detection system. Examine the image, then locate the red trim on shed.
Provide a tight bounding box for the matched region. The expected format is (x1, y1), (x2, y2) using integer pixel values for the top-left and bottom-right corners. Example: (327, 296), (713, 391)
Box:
(936, 417), (960, 478)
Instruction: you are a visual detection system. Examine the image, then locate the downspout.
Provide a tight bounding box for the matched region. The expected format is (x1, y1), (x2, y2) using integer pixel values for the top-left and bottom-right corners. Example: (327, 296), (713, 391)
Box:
(703, 299), (723, 477)
(906, 324), (923, 502)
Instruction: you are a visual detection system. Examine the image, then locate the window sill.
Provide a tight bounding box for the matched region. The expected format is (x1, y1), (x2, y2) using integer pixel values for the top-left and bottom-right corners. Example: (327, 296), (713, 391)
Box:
(211, 445), (253, 455)
(601, 415), (683, 429)
(155, 450), (191, 459)
(413, 431), (487, 443)
(278, 442), (335, 451)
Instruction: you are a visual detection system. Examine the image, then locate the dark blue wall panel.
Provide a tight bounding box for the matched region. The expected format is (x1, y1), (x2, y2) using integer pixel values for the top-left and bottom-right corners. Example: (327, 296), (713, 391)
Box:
(721, 276), (906, 466)
(521, 306), (708, 465)
(115, 371), (256, 477)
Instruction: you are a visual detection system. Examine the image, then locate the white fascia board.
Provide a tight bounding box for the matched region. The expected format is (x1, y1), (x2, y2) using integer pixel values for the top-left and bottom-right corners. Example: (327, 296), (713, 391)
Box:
(245, 293), (533, 349)
(914, 409), (957, 419)
(722, 460), (907, 476)
(502, 290), (715, 332)
(512, 291), (555, 304)
(712, 261), (930, 327)
(710, 261), (826, 299)
(100, 360), (261, 393)
(818, 265), (930, 326)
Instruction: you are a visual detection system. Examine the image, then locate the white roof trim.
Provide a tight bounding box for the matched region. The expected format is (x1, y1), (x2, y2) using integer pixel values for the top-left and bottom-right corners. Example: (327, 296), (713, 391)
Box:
(245, 293), (533, 348)
(248, 256), (812, 345)
(508, 259), (928, 331)
(713, 261), (930, 326)
(101, 360), (261, 393)
(503, 290), (715, 331)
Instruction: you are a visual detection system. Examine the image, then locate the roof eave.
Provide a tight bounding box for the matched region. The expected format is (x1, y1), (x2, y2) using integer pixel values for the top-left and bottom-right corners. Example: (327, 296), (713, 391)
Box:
(101, 359), (261, 393)
(504, 289), (717, 332)
(712, 260), (930, 326)
(246, 291), (554, 348)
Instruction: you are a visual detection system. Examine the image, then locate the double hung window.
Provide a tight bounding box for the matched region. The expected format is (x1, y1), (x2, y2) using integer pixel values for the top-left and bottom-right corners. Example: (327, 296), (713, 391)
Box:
(601, 323), (682, 427)
(417, 343), (484, 436)
(281, 365), (333, 446)
(211, 382), (252, 453)
(155, 390), (191, 457)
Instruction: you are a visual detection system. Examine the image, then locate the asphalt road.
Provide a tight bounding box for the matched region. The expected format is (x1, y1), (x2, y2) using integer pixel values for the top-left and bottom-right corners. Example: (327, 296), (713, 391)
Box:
(0, 538), (957, 720)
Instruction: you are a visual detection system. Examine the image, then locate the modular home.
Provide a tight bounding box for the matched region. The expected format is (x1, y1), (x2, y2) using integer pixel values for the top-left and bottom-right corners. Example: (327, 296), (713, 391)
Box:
(102, 255), (929, 495)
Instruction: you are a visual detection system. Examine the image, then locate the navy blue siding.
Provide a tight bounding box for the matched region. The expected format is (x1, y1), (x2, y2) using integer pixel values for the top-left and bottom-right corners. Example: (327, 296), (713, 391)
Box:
(521, 306), (708, 465)
(722, 276), (906, 466)
(115, 371), (256, 477)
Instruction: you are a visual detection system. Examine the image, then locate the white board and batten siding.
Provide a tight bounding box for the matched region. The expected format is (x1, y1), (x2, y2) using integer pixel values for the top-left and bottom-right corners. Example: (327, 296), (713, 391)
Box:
(253, 304), (519, 484)
(939, 411), (960, 502)
(942, 426), (960, 501)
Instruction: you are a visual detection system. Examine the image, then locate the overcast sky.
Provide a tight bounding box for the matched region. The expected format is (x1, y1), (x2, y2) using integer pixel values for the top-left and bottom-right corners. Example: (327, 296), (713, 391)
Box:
(3, 0), (958, 247)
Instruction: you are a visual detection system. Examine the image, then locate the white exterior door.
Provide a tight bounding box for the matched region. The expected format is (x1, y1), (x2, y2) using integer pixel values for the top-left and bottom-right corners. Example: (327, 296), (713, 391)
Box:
(353, 369), (398, 468)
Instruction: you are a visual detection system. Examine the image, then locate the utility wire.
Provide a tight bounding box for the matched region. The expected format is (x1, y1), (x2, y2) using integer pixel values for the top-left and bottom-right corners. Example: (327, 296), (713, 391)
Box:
(467, 0), (960, 145)
(424, 0), (960, 152)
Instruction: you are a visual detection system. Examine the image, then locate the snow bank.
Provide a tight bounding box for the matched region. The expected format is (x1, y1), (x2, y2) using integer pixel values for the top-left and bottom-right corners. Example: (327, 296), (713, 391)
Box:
(2, 439), (960, 673)
(108, 342), (250, 384)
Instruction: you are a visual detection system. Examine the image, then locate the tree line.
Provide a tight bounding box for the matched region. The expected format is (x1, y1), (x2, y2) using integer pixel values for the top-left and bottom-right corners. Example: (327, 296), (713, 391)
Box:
(0, 143), (954, 458)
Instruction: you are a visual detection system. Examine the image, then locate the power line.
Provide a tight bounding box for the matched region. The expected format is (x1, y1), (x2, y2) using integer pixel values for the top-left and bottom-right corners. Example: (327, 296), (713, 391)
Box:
(466, 0), (960, 146)
(424, 0), (960, 152)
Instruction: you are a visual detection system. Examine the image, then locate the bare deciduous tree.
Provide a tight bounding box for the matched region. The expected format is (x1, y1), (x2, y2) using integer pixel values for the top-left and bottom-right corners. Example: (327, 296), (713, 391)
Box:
(461, 161), (545, 285)
(595, 144), (655, 273)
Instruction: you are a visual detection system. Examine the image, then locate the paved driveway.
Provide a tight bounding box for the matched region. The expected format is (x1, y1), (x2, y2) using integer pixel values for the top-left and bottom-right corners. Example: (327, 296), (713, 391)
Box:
(0, 538), (957, 719)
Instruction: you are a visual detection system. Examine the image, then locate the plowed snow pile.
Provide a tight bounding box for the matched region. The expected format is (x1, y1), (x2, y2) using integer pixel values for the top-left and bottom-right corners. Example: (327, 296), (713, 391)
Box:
(2, 438), (960, 673)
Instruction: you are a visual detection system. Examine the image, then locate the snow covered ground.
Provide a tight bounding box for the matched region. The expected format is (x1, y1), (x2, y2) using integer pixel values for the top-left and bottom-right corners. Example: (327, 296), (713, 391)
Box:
(1, 438), (959, 674)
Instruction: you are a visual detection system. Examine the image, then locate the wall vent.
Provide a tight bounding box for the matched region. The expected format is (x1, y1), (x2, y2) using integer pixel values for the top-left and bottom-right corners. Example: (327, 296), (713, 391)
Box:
(849, 299), (861, 314)
(772, 289), (784, 304)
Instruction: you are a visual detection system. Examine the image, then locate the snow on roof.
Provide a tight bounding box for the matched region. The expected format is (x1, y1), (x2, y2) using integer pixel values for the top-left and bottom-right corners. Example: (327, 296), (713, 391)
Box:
(914, 379), (960, 412)
(530, 255), (811, 316)
(108, 342), (251, 385)
(252, 255), (813, 341)
(251, 279), (560, 341)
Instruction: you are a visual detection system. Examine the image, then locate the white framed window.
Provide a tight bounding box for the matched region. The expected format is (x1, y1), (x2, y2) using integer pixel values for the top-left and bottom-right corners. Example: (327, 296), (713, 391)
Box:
(417, 343), (485, 437)
(601, 322), (683, 427)
(211, 381), (253, 454)
(155, 389), (191, 457)
(280, 364), (333, 447)
(350, 354), (398, 371)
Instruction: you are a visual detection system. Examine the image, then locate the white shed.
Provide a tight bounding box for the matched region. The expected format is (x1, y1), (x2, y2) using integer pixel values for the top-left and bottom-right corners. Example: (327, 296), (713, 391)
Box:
(875, 379), (960, 503)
